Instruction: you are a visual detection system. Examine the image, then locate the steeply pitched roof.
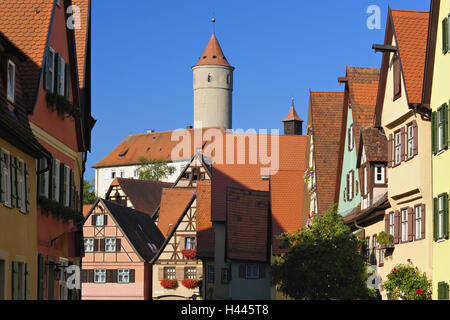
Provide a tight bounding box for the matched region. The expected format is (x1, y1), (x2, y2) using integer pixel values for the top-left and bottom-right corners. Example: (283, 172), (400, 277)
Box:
(195, 33), (231, 67)
(211, 133), (307, 222)
(105, 178), (172, 216)
(391, 9), (429, 104)
(157, 188), (196, 237)
(101, 199), (166, 262)
(92, 127), (225, 168)
(196, 180), (214, 258)
(309, 91), (345, 214)
(226, 187), (270, 262)
(0, 0), (54, 109)
(281, 104), (303, 122)
(72, 0), (89, 88)
(270, 170), (305, 255)
(358, 127), (388, 164)
(346, 67), (380, 154)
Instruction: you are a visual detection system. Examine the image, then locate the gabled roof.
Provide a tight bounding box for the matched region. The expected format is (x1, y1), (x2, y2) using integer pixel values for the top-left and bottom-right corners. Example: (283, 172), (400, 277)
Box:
(226, 187), (270, 262)
(156, 188), (196, 237)
(391, 9), (430, 104)
(342, 192), (390, 226)
(105, 178), (172, 216)
(72, 0), (89, 88)
(92, 127), (225, 168)
(196, 180), (214, 258)
(89, 199), (166, 262)
(309, 91), (345, 214)
(194, 33), (231, 67)
(346, 66), (380, 154)
(0, 0), (54, 109)
(357, 127), (388, 167)
(211, 133), (307, 222)
(281, 104), (303, 123)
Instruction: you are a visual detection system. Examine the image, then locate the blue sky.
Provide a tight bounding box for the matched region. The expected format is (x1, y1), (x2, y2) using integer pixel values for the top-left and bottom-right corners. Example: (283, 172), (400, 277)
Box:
(88, 0), (430, 182)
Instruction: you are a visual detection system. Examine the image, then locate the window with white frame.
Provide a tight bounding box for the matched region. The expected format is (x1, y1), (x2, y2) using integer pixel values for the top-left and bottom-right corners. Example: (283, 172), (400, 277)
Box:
(245, 264), (260, 279)
(438, 107), (445, 152)
(118, 269), (130, 283)
(105, 238), (116, 252)
(415, 205), (422, 240)
(407, 123), (414, 159)
(185, 237), (195, 250)
(18, 160), (26, 213)
(2, 151), (11, 207)
(7, 60), (15, 103)
(94, 269), (106, 283)
(394, 131), (402, 165)
(84, 238), (94, 252)
(389, 212), (395, 236)
(438, 195), (444, 240)
(58, 57), (65, 96)
(364, 166), (368, 196)
(374, 165), (385, 184)
(348, 124), (354, 151)
(401, 209), (408, 242)
(120, 169), (125, 178)
(185, 267), (197, 279)
(164, 267), (176, 280)
(95, 214), (105, 226)
(64, 166), (70, 207)
(348, 171), (354, 201)
(54, 159), (60, 202)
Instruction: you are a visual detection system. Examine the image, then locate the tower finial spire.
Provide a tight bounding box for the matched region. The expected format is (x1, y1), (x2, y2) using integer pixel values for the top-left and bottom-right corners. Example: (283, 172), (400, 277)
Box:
(212, 17), (216, 34)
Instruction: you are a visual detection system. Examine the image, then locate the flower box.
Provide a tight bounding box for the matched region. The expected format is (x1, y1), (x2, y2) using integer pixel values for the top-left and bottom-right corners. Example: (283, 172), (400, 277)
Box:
(182, 278), (198, 289)
(160, 279), (178, 289)
(181, 249), (197, 259)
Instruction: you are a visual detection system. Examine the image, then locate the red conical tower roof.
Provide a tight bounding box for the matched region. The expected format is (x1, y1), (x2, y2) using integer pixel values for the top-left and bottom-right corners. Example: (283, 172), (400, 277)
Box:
(282, 100), (303, 122)
(195, 33), (231, 67)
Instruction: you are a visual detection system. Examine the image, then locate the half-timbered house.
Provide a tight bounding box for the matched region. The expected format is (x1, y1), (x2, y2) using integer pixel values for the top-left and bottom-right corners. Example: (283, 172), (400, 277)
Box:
(81, 199), (164, 300)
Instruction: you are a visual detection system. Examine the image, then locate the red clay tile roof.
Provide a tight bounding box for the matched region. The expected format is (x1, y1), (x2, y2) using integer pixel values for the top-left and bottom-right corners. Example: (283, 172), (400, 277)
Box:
(105, 178), (172, 216)
(0, 0), (54, 108)
(359, 127), (388, 163)
(226, 187), (270, 262)
(195, 33), (231, 67)
(157, 188), (196, 237)
(211, 133), (307, 222)
(270, 170), (305, 255)
(282, 104), (303, 122)
(92, 127), (225, 168)
(309, 91), (345, 214)
(196, 180), (214, 258)
(72, 0), (89, 88)
(346, 67), (380, 154)
(82, 204), (92, 217)
(391, 9), (429, 104)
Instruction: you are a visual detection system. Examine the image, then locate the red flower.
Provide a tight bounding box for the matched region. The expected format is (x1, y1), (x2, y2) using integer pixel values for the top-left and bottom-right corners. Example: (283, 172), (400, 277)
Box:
(160, 279), (178, 289)
(181, 249), (197, 259)
(182, 278), (198, 289)
(416, 288), (423, 294)
(407, 259), (411, 262)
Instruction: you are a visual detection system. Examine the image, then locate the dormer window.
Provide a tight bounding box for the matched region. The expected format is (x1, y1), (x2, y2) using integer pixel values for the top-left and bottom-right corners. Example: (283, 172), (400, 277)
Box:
(7, 60), (15, 103)
(374, 164), (385, 185)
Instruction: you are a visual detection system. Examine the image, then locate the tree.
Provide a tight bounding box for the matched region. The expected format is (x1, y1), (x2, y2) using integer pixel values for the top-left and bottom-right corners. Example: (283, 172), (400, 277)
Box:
(382, 259), (431, 300)
(83, 179), (97, 205)
(136, 157), (175, 181)
(272, 204), (371, 300)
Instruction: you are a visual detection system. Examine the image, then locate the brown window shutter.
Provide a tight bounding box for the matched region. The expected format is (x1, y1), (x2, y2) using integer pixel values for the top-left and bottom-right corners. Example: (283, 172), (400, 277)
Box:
(413, 120), (418, 156)
(91, 214), (96, 226)
(421, 204), (426, 239)
(408, 207), (414, 242)
(346, 174), (350, 201)
(88, 270), (94, 283)
(94, 239), (99, 252)
(100, 239), (105, 251)
(158, 267), (164, 280)
(104, 215), (108, 226)
(388, 134), (393, 167)
(176, 267), (184, 280)
(112, 269), (118, 283)
(82, 270), (88, 283)
(106, 269), (112, 283)
(394, 211), (400, 244)
(400, 127), (406, 161)
(238, 264), (245, 278)
(393, 55), (402, 101)
(116, 238), (121, 252)
(129, 269), (135, 283)
(385, 213), (390, 234)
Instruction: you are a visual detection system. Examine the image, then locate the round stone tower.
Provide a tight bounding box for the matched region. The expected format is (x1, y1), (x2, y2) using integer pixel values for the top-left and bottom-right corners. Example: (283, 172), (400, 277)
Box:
(192, 29), (234, 129)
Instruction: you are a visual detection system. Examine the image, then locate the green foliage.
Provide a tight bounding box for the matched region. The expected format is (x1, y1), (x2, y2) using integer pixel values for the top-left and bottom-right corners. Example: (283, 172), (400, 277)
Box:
(377, 231), (394, 245)
(46, 92), (80, 119)
(38, 196), (83, 224)
(272, 204), (371, 300)
(137, 157), (175, 181)
(382, 260), (432, 300)
(83, 179), (97, 205)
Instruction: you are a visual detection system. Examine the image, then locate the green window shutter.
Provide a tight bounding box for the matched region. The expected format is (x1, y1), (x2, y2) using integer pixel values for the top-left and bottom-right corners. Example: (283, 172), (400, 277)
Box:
(38, 254), (44, 300)
(69, 170), (74, 209)
(24, 263), (29, 300)
(10, 157), (16, 208)
(438, 282), (449, 300)
(445, 193), (450, 239)
(11, 261), (18, 300)
(0, 149), (4, 203)
(432, 111), (437, 154)
(24, 163), (29, 213)
(443, 18), (449, 54)
(44, 47), (51, 91)
(38, 158), (44, 197)
(51, 158), (56, 201)
(64, 63), (70, 99)
(60, 163), (65, 205)
(444, 104), (449, 150)
(55, 53), (61, 95)
(15, 159), (21, 208)
(434, 197), (439, 241)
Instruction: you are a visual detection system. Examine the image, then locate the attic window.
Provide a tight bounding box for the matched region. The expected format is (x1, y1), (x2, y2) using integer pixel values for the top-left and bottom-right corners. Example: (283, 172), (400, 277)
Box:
(152, 136), (157, 140)
(203, 56), (207, 59)
(118, 149), (129, 157)
(212, 55), (217, 59)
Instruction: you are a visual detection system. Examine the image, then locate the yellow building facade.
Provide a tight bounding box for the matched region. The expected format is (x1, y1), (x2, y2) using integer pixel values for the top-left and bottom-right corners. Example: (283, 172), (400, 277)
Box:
(430, 0), (450, 300)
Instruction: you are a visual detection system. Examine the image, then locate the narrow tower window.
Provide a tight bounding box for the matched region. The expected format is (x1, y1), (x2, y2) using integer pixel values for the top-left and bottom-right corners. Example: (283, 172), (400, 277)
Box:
(207, 74), (211, 82)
